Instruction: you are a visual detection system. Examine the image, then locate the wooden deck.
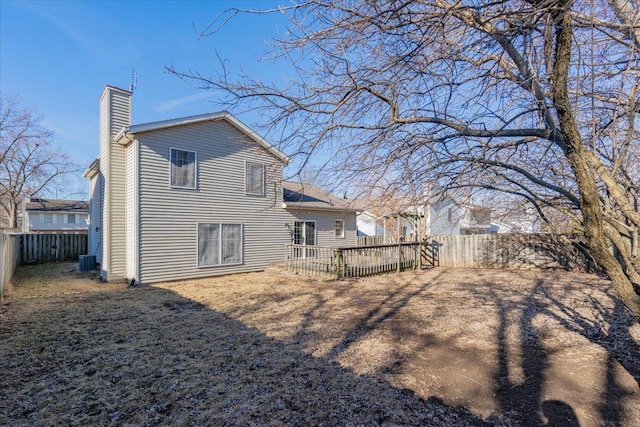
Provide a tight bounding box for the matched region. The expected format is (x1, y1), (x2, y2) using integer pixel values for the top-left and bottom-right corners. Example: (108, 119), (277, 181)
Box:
(285, 243), (421, 278)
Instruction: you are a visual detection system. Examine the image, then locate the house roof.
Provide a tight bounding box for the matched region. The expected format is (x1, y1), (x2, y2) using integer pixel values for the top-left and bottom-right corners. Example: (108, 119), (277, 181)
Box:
(282, 182), (360, 212)
(114, 111), (290, 164)
(25, 199), (89, 212)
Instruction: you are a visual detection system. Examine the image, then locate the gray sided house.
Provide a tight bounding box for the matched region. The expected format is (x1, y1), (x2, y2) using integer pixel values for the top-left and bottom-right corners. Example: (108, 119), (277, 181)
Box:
(84, 85), (357, 284)
(22, 197), (89, 234)
(282, 181), (357, 247)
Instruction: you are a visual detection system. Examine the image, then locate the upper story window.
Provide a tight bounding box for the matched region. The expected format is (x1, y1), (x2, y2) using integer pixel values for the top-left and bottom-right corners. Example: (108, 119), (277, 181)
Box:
(245, 161), (265, 196)
(66, 214), (77, 224)
(41, 213), (54, 224)
(170, 148), (197, 189)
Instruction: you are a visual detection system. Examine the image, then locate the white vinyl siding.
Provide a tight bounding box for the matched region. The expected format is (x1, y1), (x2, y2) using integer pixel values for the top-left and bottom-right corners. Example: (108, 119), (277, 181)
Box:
(170, 148), (197, 189)
(245, 161), (265, 195)
(198, 223), (243, 267)
(98, 86), (131, 281)
(125, 141), (139, 281)
(88, 174), (103, 259)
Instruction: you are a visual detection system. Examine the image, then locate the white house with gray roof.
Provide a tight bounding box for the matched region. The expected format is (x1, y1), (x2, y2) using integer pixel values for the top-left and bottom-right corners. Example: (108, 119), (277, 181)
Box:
(84, 85), (357, 284)
(21, 197), (89, 234)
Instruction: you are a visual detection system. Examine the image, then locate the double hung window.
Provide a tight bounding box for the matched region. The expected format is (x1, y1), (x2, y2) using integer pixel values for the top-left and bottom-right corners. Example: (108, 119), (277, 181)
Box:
(335, 219), (345, 238)
(245, 161), (265, 196)
(170, 148), (197, 189)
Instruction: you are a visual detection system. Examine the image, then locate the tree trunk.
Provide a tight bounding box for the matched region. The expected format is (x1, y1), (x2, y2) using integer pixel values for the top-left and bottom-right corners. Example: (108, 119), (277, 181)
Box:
(552, 6), (640, 315)
(10, 200), (18, 229)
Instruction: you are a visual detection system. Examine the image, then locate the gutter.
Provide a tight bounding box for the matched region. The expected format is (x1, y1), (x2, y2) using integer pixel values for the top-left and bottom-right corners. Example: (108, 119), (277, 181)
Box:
(82, 158), (100, 179)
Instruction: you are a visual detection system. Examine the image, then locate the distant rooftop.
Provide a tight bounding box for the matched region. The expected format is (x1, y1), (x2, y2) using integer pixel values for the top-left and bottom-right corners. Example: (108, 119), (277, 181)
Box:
(25, 199), (89, 212)
(282, 182), (360, 212)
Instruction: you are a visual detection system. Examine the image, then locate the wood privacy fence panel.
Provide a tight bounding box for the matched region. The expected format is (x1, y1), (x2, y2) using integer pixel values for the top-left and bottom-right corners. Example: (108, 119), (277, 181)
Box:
(0, 234), (20, 302)
(20, 234), (88, 265)
(356, 235), (386, 246)
(424, 234), (592, 270)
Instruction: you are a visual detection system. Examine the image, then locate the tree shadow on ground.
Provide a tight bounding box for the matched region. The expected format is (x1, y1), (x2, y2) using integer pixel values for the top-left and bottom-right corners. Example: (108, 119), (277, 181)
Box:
(230, 269), (638, 426)
(535, 282), (640, 426)
(0, 285), (488, 426)
(469, 276), (638, 426)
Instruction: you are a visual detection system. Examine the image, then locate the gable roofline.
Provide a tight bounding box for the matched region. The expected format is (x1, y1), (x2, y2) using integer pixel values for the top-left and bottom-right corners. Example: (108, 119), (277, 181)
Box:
(282, 181), (361, 213)
(113, 111), (290, 164)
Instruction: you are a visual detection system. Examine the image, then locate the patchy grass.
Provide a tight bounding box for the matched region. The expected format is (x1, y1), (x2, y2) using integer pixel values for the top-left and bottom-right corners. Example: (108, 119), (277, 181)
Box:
(4, 263), (123, 299)
(1, 263), (638, 426)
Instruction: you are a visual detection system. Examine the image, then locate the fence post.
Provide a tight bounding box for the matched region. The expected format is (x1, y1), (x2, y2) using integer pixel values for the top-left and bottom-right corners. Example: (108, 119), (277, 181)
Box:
(334, 248), (342, 279)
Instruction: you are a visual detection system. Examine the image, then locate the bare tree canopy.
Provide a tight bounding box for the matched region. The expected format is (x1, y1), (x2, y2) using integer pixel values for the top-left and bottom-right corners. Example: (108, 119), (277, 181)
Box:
(170, 0), (640, 315)
(0, 94), (76, 229)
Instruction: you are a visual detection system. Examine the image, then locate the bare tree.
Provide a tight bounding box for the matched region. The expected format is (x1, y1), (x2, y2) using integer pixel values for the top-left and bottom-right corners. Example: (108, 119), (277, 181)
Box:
(0, 94), (76, 228)
(170, 0), (640, 314)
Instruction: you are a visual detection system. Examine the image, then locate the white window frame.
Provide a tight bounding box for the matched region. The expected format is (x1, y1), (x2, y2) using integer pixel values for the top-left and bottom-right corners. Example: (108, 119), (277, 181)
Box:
(41, 213), (54, 224)
(170, 147), (197, 189)
(293, 220), (316, 246)
(197, 223), (244, 268)
(335, 219), (345, 238)
(245, 161), (265, 196)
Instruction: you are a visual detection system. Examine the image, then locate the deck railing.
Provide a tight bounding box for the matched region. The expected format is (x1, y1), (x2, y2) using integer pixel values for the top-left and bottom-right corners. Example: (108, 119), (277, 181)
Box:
(285, 245), (341, 278)
(285, 242), (421, 278)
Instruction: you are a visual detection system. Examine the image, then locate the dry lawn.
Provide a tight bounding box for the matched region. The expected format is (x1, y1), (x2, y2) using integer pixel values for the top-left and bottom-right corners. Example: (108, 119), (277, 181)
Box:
(1, 263), (639, 426)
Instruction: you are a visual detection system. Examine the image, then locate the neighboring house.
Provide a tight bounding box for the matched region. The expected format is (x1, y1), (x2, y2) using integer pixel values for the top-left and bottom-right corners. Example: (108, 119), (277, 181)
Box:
(428, 197), (539, 235)
(356, 211), (386, 237)
(21, 197), (89, 234)
(84, 85), (358, 284)
(428, 197), (493, 235)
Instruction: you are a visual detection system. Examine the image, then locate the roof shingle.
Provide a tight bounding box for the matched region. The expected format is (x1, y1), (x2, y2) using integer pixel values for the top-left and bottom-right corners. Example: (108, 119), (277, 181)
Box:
(282, 182), (359, 212)
(25, 199), (89, 212)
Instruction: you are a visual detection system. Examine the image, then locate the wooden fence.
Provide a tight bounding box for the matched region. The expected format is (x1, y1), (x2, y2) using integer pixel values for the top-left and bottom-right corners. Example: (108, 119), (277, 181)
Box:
(286, 234), (595, 279)
(285, 242), (421, 278)
(19, 234), (88, 265)
(0, 233), (89, 301)
(356, 235), (387, 246)
(0, 234), (20, 303)
(424, 234), (594, 271)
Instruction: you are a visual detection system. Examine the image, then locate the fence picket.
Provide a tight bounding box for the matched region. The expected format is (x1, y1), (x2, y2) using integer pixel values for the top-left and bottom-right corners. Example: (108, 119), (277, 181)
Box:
(17, 234), (88, 265)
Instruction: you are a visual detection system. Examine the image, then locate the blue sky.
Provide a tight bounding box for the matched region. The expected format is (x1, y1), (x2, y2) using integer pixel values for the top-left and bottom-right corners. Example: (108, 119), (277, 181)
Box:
(1, 0), (289, 196)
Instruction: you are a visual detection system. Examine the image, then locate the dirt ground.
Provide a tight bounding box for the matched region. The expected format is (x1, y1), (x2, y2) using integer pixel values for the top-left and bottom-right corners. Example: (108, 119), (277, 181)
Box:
(1, 263), (638, 426)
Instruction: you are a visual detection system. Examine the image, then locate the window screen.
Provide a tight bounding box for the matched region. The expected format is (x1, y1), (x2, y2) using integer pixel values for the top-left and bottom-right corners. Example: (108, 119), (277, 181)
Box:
(171, 148), (196, 188)
(198, 223), (242, 266)
(245, 161), (265, 195)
